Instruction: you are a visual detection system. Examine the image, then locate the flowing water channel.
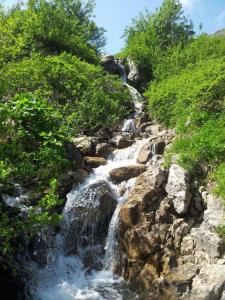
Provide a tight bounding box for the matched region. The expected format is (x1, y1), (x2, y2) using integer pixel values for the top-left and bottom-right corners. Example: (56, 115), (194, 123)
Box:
(27, 85), (145, 300)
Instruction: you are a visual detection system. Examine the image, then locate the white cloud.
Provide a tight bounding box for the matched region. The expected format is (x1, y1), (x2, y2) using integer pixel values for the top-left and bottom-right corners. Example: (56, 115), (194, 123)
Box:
(180, 0), (201, 12)
(215, 10), (225, 26)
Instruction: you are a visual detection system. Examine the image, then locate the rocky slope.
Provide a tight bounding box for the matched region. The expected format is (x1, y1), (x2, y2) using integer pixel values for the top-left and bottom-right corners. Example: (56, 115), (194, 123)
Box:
(112, 116), (225, 299)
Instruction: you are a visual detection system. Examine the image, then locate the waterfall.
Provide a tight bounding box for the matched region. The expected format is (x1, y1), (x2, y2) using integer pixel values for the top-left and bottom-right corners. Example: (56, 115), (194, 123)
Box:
(27, 85), (144, 300)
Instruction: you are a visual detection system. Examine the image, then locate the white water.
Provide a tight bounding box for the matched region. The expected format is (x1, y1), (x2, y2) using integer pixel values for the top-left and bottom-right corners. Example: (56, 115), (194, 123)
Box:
(28, 139), (146, 300)
(27, 81), (145, 300)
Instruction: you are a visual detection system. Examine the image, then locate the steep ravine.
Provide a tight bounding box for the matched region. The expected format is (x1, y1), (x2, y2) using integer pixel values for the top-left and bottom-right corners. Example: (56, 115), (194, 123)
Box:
(9, 58), (225, 300)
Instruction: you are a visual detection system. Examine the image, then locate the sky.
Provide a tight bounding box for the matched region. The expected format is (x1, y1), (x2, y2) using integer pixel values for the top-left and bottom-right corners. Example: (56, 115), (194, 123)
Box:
(4, 0), (225, 54)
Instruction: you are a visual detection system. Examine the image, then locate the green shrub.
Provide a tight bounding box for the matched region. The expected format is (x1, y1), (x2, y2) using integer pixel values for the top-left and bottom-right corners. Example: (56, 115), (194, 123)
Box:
(0, 0), (105, 64)
(154, 35), (225, 80)
(0, 53), (130, 133)
(212, 164), (225, 200)
(122, 0), (194, 86)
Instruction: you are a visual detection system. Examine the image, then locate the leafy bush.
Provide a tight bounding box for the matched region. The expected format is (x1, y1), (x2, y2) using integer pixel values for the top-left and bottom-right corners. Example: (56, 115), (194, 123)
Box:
(0, 53), (130, 133)
(122, 0), (194, 85)
(0, 0), (105, 64)
(154, 35), (225, 80)
(146, 57), (225, 128)
(146, 35), (225, 200)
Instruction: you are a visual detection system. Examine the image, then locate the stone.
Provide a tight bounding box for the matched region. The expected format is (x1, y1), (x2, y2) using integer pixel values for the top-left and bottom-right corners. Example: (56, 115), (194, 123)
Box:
(64, 180), (117, 252)
(190, 264), (225, 300)
(152, 139), (166, 155)
(111, 135), (133, 149)
(83, 156), (107, 168)
(58, 169), (88, 198)
(73, 136), (95, 156)
(101, 55), (126, 79)
(110, 164), (146, 184)
(127, 58), (141, 87)
(166, 164), (192, 214)
(139, 122), (154, 133)
(124, 227), (160, 259)
(146, 124), (164, 135)
(180, 235), (195, 256)
(29, 228), (56, 266)
(95, 143), (113, 158)
(136, 142), (153, 164)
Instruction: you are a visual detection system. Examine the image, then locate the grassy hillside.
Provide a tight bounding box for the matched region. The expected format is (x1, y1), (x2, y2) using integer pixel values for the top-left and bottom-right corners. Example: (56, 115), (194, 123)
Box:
(123, 0), (225, 200)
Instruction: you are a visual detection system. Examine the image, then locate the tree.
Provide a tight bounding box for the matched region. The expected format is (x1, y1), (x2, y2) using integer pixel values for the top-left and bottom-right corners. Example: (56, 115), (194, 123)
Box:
(122, 0), (195, 85)
(0, 0), (106, 64)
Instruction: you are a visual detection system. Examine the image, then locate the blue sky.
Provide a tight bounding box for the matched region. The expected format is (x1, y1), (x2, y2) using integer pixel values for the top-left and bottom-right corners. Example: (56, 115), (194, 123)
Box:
(4, 0), (225, 53)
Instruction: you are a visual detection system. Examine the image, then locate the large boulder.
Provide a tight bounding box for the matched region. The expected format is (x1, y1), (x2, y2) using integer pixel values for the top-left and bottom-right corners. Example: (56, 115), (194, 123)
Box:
(110, 164), (146, 184)
(137, 142), (153, 164)
(111, 134), (134, 149)
(83, 156), (107, 168)
(127, 59), (141, 87)
(101, 55), (126, 79)
(166, 164), (192, 214)
(64, 180), (117, 251)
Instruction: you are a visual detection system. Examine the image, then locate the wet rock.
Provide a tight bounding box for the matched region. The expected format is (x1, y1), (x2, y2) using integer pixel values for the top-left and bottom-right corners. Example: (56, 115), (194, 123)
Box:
(29, 228), (56, 266)
(166, 164), (192, 214)
(73, 136), (95, 156)
(136, 113), (150, 128)
(64, 180), (117, 251)
(152, 139), (166, 155)
(58, 169), (88, 198)
(101, 55), (126, 78)
(110, 164), (146, 184)
(95, 143), (113, 158)
(83, 156), (107, 168)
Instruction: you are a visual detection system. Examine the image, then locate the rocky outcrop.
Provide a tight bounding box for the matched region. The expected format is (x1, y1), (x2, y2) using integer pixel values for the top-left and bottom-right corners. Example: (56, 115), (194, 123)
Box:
(115, 150), (225, 299)
(109, 164), (146, 184)
(58, 169), (88, 198)
(101, 55), (126, 80)
(127, 59), (142, 88)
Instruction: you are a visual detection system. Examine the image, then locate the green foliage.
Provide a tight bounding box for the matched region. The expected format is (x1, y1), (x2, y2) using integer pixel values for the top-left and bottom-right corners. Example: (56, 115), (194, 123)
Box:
(0, 53), (130, 133)
(0, 179), (62, 255)
(0, 0), (105, 64)
(216, 224), (225, 244)
(122, 0), (194, 85)
(146, 34), (225, 200)
(0, 0), (131, 270)
(212, 164), (225, 200)
(154, 35), (225, 80)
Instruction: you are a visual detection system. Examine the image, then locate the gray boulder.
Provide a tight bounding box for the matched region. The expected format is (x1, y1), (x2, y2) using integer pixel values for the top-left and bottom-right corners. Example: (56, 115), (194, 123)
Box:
(166, 164), (192, 214)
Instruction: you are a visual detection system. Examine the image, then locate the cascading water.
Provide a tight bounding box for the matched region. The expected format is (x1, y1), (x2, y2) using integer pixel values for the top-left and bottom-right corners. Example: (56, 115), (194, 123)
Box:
(27, 82), (145, 300)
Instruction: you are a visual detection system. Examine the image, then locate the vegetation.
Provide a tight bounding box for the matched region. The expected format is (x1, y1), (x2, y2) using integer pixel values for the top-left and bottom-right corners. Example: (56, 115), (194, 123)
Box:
(0, 0), (130, 265)
(121, 0), (195, 85)
(122, 0), (225, 199)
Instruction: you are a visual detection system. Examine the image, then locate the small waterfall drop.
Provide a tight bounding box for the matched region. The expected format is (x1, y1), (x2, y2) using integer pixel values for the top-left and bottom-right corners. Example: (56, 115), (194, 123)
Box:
(27, 85), (145, 300)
